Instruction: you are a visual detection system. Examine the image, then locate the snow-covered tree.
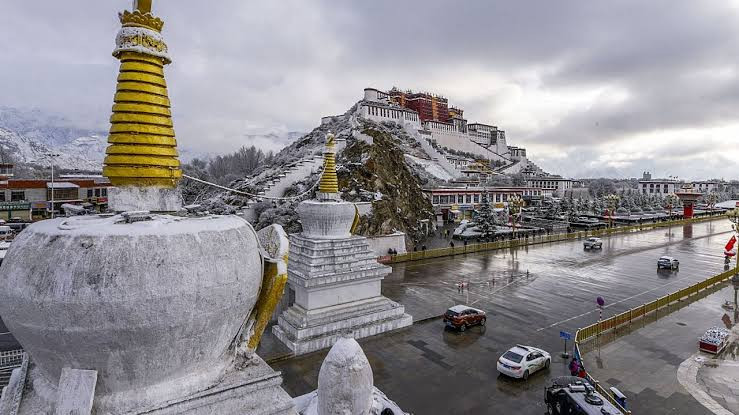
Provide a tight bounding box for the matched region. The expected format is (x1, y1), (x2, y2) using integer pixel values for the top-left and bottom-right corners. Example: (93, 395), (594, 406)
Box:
(475, 193), (497, 238)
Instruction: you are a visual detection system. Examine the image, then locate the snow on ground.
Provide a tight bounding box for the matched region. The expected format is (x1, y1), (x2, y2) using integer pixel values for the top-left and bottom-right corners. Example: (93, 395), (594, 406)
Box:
(405, 154), (454, 181)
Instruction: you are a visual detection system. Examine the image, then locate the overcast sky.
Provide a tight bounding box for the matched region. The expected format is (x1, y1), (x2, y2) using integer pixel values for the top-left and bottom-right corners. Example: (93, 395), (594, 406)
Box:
(2, 1), (739, 179)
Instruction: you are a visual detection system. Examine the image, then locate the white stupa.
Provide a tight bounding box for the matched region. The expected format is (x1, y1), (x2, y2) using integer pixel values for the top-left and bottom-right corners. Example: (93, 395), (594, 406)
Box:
(293, 336), (408, 415)
(0, 2), (295, 413)
(273, 133), (412, 355)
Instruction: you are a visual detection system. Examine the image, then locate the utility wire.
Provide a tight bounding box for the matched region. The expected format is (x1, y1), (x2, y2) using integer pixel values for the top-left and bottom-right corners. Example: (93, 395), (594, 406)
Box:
(182, 174), (321, 201)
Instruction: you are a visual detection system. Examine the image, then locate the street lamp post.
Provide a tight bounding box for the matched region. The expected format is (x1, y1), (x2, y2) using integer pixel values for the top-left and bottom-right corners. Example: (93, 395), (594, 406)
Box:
(45, 153), (60, 219)
(604, 194), (620, 229)
(509, 195), (524, 239)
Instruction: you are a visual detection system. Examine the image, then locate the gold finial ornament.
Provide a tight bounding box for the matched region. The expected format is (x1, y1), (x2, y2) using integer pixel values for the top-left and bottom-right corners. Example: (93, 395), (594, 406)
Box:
(318, 133), (339, 197)
(103, 0), (181, 188)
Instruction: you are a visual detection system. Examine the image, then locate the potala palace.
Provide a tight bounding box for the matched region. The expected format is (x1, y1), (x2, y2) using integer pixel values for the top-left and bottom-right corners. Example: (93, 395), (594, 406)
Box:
(358, 87), (544, 177)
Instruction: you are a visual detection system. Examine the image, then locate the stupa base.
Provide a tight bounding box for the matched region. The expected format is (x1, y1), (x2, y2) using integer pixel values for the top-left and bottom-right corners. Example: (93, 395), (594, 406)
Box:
(273, 296), (412, 356)
(10, 355), (296, 415)
(108, 186), (183, 212)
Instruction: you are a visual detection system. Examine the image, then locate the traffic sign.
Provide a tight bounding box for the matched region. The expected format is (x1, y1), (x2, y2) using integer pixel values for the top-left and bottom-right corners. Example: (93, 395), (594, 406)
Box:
(559, 331), (572, 340)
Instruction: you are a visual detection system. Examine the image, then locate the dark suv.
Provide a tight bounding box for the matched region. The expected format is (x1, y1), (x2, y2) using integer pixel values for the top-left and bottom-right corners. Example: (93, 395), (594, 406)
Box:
(444, 305), (486, 331)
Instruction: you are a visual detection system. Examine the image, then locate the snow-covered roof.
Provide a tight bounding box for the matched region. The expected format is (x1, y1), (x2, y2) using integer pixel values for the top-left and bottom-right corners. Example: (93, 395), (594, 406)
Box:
(448, 304), (483, 313)
(46, 182), (79, 189)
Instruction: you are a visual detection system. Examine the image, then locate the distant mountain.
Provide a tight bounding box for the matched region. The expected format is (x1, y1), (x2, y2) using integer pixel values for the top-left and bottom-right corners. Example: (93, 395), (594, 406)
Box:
(0, 107), (304, 173)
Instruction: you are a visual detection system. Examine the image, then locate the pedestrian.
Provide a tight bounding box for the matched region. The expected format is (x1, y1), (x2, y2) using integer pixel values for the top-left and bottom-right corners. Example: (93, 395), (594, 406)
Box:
(422, 245), (426, 251)
(569, 357), (580, 376)
(457, 282), (462, 293)
(450, 241), (455, 248)
(464, 240), (468, 246)
(578, 367), (586, 378)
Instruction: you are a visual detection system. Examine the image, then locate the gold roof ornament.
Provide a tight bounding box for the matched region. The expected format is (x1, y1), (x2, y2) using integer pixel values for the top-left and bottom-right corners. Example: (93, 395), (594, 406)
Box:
(318, 133), (339, 199)
(103, 0), (182, 188)
(119, 0), (164, 33)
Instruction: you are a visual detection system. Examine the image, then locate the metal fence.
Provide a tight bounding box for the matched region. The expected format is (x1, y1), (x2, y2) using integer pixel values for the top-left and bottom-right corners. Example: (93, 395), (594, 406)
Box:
(0, 349), (25, 388)
(573, 267), (736, 414)
(386, 213), (727, 264)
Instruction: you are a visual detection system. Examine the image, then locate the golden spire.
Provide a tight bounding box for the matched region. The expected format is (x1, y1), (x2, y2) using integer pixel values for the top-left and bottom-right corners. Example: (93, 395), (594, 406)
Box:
(102, 0), (182, 188)
(318, 133), (339, 198)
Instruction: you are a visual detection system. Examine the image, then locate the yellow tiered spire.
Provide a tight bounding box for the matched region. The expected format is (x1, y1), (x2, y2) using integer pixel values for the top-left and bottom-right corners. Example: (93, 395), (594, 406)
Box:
(318, 133), (339, 196)
(102, 0), (182, 188)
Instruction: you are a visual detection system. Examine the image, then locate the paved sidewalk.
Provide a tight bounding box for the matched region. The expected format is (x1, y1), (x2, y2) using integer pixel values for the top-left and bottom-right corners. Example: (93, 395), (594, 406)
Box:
(582, 285), (737, 415)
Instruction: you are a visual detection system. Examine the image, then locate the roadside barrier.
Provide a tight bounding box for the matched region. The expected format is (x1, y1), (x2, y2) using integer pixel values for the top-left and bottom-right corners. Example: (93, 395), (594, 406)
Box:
(573, 267), (736, 414)
(383, 213), (727, 264)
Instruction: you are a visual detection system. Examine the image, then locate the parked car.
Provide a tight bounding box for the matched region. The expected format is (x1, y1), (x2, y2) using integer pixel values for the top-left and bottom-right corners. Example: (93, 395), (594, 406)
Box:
(583, 237), (602, 250)
(0, 226), (12, 241)
(0, 241), (10, 265)
(497, 345), (551, 380)
(443, 305), (486, 331)
(657, 256), (679, 270)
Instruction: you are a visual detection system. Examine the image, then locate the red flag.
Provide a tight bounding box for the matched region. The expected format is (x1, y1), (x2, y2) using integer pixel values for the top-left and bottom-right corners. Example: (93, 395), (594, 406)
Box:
(725, 235), (737, 252)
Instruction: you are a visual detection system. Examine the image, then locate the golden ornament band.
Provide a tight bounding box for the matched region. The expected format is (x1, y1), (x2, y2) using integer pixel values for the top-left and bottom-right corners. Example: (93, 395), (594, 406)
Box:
(108, 133), (177, 146)
(112, 103), (171, 116)
(117, 72), (168, 87)
(104, 28), (182, 189)
(318, 133), (340, 194)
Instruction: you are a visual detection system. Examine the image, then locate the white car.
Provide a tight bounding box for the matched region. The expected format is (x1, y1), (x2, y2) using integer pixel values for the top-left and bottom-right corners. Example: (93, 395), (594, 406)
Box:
(0, 241), (10, 264)
(497, 345), (551, 380)
(583, 237), (602, 250)
(657, 256), (679, 270)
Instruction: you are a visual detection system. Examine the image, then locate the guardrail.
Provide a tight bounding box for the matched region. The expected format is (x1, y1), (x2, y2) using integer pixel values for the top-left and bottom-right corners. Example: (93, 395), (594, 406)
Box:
(383, 213), (727, 264)
(572, 267), (736, 414)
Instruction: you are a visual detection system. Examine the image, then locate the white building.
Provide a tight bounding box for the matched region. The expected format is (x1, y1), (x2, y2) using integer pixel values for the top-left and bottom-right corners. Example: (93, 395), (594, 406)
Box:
(525, 176), (574, 196)
(360, 88), (421, 129)
(691, 180), (720, 194)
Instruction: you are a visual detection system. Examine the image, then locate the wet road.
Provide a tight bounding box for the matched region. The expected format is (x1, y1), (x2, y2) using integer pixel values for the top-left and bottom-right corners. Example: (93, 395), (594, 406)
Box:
(272, 219), (734, 414)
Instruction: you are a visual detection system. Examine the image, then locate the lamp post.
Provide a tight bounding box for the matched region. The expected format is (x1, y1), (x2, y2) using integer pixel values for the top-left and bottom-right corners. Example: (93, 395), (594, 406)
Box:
(604, 194), (620, 229)
(729, 207), (739, 304)
(509, 195), (524, 239)
(665, 193), (678, 221)
(45, 153), (60, 219)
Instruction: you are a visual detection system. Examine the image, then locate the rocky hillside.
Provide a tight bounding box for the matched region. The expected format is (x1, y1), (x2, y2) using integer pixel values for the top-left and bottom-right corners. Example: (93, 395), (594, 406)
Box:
(338, 126), (435, 245)
(206, 103), (441, 244)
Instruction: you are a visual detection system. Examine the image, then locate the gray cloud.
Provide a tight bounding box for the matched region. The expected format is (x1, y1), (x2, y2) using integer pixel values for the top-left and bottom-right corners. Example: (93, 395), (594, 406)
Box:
(1, 1), (738, 178)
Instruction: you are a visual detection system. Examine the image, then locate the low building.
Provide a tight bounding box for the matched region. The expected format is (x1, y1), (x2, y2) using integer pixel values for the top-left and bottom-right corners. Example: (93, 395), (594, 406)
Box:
(423, 186), (550, 222)
(0, 178), (112, 220)
(691, 180), (720, 194)
(525, 176), (574, 196)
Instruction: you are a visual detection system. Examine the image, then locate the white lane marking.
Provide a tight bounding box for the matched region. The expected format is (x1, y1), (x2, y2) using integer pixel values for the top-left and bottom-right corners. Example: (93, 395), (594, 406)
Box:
(0, 332), (11, 336)
(534, 277), (694, 332)
(677, 352), (735, 415)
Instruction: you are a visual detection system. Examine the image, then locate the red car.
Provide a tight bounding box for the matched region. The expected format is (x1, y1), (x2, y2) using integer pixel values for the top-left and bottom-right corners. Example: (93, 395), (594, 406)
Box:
(444, 305), (486, 331)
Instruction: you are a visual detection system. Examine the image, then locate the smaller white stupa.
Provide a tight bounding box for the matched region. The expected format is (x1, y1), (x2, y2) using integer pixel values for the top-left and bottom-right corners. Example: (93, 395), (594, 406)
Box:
(273, 133), (412, 355)
(293, 335), (407, 415)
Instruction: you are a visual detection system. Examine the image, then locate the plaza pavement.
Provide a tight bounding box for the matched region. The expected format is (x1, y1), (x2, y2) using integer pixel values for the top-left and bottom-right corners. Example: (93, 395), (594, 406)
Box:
(270, 219), (734, 414)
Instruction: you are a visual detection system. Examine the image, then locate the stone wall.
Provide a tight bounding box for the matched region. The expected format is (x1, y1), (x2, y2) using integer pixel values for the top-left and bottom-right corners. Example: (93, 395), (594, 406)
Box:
(366, 232), (407, 257)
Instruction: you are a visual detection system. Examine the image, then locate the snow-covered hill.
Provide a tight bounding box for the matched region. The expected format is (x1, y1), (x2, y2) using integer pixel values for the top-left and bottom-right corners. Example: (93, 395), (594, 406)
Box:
(0, 107), (304, 173)
(0, 126), (105, 171)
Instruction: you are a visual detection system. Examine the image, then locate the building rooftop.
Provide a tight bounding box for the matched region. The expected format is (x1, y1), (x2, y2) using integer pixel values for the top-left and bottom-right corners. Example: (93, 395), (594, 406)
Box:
(47, 182), (79, 189)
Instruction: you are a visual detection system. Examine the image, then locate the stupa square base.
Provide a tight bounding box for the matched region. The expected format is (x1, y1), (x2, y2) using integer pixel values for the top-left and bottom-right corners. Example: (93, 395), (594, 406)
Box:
(273, 296), (412, 355)
(12, 355), (296, 415)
